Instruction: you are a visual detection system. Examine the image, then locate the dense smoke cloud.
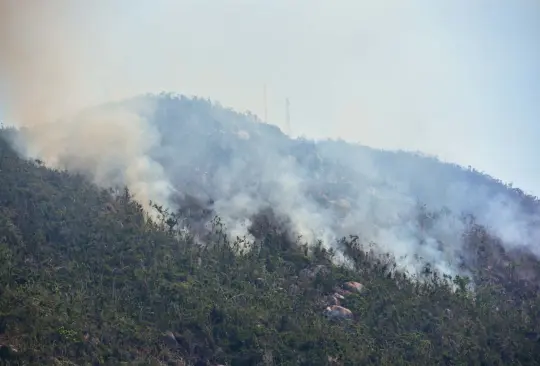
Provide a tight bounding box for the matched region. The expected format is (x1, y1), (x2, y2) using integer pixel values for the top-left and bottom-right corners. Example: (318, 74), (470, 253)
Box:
(0, 1), (173, 211)
(126, 94), (539, 278)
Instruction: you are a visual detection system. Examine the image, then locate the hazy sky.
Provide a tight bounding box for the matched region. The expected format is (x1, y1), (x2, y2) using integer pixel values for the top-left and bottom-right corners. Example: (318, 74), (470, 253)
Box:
(1, 0), (539, 194)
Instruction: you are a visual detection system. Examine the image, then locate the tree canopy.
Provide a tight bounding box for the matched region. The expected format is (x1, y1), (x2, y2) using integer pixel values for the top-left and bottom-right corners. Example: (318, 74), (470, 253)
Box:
(1, 127), (539, 365)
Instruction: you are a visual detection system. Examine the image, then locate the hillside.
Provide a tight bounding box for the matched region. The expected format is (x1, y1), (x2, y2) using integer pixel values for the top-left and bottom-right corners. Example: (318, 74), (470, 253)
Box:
(1, 94), (540, 365)
(85, 94), (540, 287)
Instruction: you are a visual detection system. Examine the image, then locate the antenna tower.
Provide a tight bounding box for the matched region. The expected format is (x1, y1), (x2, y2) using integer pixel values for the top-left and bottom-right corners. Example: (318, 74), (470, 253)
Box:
(285, 97), (291, 135)
(263, 84), (268, 123)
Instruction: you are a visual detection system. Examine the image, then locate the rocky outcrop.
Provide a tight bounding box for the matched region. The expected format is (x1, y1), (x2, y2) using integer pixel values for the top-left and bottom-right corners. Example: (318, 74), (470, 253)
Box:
(323, 305), (353, 320)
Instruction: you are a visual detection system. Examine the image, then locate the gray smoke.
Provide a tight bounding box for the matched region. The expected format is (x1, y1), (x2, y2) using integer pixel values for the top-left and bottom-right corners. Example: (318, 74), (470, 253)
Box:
(114, 94), (540, 278)
(0, 1), (174, 213)
(1, 1), (539, 279)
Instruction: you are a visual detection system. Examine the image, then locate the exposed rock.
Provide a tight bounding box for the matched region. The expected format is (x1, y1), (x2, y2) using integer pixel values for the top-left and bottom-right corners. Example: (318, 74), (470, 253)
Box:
(343, 281), (364, 293)
(323, 305), (353, 320)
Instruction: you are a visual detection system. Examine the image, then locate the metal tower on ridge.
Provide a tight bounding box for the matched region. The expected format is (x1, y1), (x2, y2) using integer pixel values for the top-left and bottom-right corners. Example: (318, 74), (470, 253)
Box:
(285, 97), (291, 135)
(263, 84), (268, 123)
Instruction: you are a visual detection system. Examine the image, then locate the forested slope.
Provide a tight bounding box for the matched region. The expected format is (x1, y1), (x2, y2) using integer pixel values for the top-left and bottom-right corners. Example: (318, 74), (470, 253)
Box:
(1, 127), (540, 365)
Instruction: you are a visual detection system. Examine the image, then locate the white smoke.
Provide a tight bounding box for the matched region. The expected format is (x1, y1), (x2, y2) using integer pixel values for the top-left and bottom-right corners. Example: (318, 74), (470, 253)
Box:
(1, 1), (538, 280)
(118, 94), (539, 278)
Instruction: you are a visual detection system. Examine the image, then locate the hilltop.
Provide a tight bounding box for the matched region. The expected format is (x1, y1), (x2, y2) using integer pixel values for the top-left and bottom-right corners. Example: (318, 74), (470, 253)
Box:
(86, 93), (540, 290)
(0, 94), (540, 365)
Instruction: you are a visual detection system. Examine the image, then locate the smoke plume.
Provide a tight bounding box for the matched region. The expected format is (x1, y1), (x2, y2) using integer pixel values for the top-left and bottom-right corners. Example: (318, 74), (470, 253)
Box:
(1, 1), (539, 281)
(0, 0), (173, 210)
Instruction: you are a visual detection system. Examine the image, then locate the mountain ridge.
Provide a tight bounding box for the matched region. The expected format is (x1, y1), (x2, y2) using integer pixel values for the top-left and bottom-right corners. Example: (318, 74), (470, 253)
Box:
(1, 121), (540, 365)
(1, 93), (540, 364)
(6, 92), (540, 276)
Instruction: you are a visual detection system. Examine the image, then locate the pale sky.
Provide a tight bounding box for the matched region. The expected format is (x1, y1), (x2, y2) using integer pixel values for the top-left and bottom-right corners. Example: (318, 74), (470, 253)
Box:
(1, 0), (539, 194)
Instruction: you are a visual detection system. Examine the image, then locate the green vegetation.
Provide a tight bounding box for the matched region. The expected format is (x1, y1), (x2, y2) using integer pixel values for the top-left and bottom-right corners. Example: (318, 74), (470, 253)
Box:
(1, 128), (539, 365)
